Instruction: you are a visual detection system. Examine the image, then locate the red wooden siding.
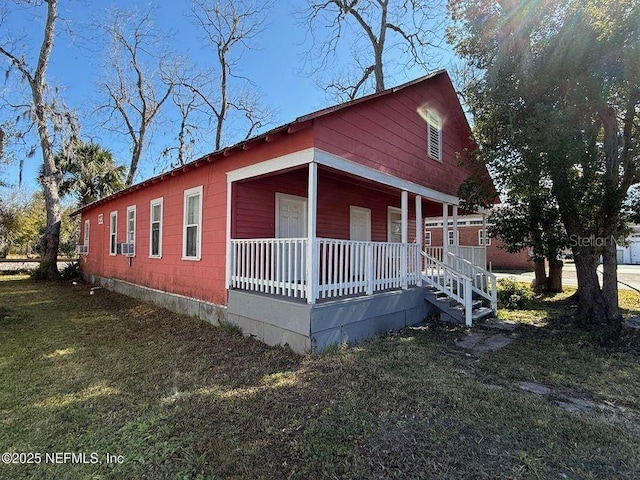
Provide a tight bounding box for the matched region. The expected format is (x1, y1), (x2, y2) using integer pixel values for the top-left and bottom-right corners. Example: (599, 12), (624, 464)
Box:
(79, 129), (314, 306)
(314, 73), (475, 198)
(233, 167), (431, 242)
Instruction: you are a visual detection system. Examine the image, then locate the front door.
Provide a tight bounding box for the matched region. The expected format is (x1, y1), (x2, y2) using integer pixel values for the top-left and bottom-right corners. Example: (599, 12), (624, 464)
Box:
(350, 206), (371, 241)
(276, 194), (307, 284)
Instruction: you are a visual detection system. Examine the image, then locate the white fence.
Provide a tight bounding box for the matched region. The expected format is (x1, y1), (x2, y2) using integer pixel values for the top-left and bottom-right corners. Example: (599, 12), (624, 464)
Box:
(230, 238), (421, 303)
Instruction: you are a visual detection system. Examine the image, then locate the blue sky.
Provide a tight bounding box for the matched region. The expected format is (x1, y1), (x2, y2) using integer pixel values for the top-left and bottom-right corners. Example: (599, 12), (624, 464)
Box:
(1, 0), (453, 194)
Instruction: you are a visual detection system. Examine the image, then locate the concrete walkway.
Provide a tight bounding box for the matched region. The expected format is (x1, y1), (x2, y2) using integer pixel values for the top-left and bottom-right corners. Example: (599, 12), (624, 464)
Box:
(494, 263), (640, 291)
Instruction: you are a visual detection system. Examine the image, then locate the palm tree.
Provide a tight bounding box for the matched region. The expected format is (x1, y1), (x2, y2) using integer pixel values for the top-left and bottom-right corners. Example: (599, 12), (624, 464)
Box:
(53, 142), (126, 207)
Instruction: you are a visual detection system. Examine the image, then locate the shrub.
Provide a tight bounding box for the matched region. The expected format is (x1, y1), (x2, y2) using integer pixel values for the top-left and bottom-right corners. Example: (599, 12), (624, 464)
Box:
(497, 278), (534, 309)
(60, 261), (81, 280)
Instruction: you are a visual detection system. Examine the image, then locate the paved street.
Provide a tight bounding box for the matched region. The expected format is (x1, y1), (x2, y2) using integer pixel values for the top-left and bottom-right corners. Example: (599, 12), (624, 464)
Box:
(495, 263), (640, 292)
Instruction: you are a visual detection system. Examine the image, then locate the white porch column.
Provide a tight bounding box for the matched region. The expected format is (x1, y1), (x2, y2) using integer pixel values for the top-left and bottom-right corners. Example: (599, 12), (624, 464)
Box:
(453, 205), (459, 257)
(306, 162), (318, 304)
(415, 195), (423, 285)
(482, 212), (488, 269)
(401, 190), (408, 289)
(442, 203), (449, 264)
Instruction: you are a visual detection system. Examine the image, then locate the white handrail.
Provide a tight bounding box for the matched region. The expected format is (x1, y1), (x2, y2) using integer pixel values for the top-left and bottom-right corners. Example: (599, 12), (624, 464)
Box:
(421, 250), (473, 326)
(445, 251), (497, 312)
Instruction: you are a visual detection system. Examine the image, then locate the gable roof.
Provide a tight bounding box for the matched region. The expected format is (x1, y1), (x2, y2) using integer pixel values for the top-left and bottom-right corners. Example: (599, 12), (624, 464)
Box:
(72, 69), (457, 216)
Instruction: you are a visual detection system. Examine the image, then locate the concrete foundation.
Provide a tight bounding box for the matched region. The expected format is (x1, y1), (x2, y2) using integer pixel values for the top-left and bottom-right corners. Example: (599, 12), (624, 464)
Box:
(228, 286), (432, 354)
(83, 273), (227, 326)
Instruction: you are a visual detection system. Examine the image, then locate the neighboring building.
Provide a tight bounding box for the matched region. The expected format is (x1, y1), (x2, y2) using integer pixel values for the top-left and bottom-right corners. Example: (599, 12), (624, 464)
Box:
(424, 215), (533, 271)
(617, 225), (640, 264)
(73, 70), (496, 354)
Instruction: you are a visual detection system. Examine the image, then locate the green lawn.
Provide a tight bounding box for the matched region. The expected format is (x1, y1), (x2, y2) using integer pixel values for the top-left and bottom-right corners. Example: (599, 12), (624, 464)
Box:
(1, 276), (639, 479)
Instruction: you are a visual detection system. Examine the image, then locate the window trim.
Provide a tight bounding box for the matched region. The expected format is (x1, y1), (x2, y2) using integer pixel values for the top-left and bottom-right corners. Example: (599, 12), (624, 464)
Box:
(109, 211), (118, 256)
(424, 231), (431, 247)
(478, 229), (492, 246)
(426, 111), (442, 162)
(447, 230), (459, 246)
(182, 186), (203, 261)
(82, 219), (90, 255)
(149, 197), (163, 259)
(126, 205), (136, 255)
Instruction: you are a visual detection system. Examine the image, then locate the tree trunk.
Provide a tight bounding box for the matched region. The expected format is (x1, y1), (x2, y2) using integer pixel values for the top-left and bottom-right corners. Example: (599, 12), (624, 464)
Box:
(601, 238), (621, 322)
(531, 258), (547, 289)
(547, 258), (563, 293)
(572, 248), (608, 327)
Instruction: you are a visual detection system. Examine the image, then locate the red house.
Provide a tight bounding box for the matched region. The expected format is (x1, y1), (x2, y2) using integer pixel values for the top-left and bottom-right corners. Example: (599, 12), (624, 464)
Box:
(73, 70), (497, 353)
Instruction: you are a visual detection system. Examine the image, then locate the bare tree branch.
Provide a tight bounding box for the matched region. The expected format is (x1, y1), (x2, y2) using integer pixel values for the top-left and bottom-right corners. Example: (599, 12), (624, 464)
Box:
(300, 0), (446, 100)
(97, 8), (176, 186)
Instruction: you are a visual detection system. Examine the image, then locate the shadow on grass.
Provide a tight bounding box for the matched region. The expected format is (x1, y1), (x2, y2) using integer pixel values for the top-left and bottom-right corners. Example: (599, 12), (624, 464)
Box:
(0, 277), (639, 479)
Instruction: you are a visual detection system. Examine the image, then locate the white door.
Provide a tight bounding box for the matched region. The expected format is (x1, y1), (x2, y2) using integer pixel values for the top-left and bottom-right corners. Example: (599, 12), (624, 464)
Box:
(276, 194), (307, 238)
(276, 194), (307, 285)
(350, 206), (371, 241)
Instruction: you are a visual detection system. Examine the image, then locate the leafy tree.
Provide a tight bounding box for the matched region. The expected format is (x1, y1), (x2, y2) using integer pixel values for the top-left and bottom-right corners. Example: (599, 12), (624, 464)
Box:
(449, 0), (640, 326)
(55, 142), (126, 207)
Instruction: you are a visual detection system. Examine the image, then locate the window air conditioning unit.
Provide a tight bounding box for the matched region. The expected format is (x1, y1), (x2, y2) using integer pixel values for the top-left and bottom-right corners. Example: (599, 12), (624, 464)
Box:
(118, 243), (135, 256)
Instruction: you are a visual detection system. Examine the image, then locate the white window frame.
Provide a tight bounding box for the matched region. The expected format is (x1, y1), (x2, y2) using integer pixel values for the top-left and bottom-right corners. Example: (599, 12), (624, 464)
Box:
(478, 229), (492, 246)
(149, 197), (163, 258)
(82, 219), (90, 255)
(447, 230), (459, 246)
(97, 213), (104, 225)
(183, 186), (203, 261)
(424, 231), (431, 246)
(427, 111), (442, 162)
(126, 205), (136, 252)
(109, 211), (118, 256)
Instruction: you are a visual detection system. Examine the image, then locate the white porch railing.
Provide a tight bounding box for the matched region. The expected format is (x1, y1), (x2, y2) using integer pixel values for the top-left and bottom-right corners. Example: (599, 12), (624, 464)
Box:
(229, 238), (421, 303)
(424, 246), (487, 270)
(230, 238), (308, 299)
(317, 239), (421, 299)
(421, 250), (474, 326)
(445, 251), (498, 312)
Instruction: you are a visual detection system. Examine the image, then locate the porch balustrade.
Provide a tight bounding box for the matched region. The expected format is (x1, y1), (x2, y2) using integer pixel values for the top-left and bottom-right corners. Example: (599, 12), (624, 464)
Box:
(423, 246), (487, 270)
(229, 238), (422, 303)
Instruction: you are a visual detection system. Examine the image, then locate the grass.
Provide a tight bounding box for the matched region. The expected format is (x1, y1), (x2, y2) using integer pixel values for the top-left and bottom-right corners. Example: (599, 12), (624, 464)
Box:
(0, 276), (639, 479)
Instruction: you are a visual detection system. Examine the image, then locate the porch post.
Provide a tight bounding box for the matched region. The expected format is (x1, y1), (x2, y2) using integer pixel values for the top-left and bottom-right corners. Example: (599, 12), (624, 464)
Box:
(415, 195), (423, 284)
(453, 205), (459, 257)
(442, 203), (449, 264)
(482, 212), (488, 269)
(401, 190), (408, 289)
(307, 162), (318, 304)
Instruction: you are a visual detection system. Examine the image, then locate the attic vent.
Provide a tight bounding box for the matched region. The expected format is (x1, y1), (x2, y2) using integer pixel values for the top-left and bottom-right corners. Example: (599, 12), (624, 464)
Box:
(426, 111), (442, 161)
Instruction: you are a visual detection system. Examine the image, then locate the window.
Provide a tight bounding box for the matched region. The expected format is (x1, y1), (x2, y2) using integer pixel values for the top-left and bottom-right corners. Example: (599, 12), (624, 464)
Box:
(424, 231), (432, 246)
(126, 205), (136, 244)
(447, 230), (459, 246)
(183, 186), (203, 260)
(78, 219), (90, 255)
(150, 198), (163, 258)
(426, 110), (442, 161)
(109, 211), (118, 255)
(97, 213), (104, 225)
(478, 229), (492, 246)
